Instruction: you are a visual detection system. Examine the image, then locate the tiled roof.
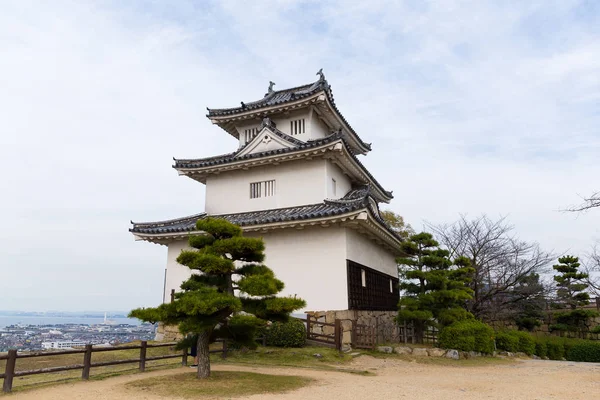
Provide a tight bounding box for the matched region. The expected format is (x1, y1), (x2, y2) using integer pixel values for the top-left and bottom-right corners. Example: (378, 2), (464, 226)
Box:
(206, 72), (371, 152)
(207, 80), (325, 117)
(174, 132), (343, 169)
(130, 186), (401, 241)
(173, 133), (393, 201)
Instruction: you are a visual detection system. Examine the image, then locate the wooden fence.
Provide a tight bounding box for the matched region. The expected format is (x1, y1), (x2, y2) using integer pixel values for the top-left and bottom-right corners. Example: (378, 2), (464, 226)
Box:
(0, 340), (227, 393)
(300, 316), (342, 350)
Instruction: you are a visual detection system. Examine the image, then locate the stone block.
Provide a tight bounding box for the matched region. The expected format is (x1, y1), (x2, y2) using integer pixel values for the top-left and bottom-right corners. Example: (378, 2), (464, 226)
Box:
(394, 346), (412, 355)
(412, 348), (429, 357)
(445, 349), (460, 360)
(468, 351), (481, 358)
(427, 348), (446, 357)
(377, 346), (393, 354)
(342, 330), (352, 344)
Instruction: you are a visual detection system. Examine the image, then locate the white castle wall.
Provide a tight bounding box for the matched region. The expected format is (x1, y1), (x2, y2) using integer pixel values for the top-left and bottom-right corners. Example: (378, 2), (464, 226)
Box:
(345, 228), (398, 277)
(162, 226), (398, 312)
(205, 158), (352, 215)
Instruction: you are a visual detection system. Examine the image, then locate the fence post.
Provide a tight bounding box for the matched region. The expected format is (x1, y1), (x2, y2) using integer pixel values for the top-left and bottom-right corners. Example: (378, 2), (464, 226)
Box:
(403, 321), (407, 344)
(2, 349), (17, 393)
(82, 344), (93, 380)
(306, 315), (311, 339)
(334, 319), (341, 351)
(139, 341), (147, 372)
(222, 340), (228, 359)
(181, 347), (188, 366)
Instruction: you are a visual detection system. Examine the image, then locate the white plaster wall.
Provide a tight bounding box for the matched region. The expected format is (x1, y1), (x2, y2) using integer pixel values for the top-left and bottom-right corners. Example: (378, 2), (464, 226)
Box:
(163, 240), (193, 303)
(235, 108), (332, 147)
(345, 229), (398, 277)
(309, 113), (331, 140)
(205, 159), (328, 215)
(248, 226), (349, 311)
(326, 162), (352, 199)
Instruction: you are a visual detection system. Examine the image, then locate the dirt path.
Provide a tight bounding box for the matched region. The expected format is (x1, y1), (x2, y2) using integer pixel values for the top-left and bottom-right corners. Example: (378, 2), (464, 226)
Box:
(8, 357), (600, 400)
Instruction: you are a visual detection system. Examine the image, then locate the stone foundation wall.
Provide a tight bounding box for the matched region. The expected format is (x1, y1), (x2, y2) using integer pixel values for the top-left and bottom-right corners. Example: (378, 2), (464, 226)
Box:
(155, 323), (183, 342)
(306, 309), (399, 348)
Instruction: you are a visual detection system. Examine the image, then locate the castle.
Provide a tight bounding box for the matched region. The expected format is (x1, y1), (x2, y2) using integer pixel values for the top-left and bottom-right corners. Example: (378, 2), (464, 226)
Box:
(130, 71), (402, 313)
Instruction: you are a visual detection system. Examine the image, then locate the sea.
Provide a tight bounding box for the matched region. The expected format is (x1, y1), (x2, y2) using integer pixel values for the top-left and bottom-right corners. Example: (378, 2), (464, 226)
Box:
(0, 316), (141, 328)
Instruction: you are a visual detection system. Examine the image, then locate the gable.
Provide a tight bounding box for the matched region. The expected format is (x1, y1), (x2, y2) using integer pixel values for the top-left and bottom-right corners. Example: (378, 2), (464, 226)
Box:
(236, 126), (301, 157)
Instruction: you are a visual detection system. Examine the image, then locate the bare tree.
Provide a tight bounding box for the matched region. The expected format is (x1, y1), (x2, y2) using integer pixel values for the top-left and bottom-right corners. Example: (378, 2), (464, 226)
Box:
(428, 215), (554, 322)
(583, 244), (600, 297)
(565, 191), (600, 212)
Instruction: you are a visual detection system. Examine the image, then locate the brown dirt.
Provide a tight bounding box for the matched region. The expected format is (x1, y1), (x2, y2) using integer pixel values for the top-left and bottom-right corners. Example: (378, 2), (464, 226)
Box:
(7, 356), (600, 399)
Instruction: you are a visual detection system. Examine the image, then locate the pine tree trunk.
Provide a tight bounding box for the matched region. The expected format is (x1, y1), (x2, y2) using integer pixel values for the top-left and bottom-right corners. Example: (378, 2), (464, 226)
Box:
(196, 330), (212, 379)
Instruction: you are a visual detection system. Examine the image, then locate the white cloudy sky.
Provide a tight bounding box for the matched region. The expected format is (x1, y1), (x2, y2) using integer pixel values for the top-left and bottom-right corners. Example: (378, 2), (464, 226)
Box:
(1, 1), (599, 312)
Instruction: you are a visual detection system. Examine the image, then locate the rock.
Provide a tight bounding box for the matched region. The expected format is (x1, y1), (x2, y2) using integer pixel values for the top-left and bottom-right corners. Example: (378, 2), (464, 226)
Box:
(446, 349), (460, 360)
(412, 348), (429, 357)
(313, 353), (323, 358)
(427, 348), (446, 357)
(532, 355), (541, 360)
(498, 351), (514, 357)
(394, 346), (412, 355)
(349, 352), (361, 357)
(468, 351), (481, 358)
(515, 352), (527, 358)
(377, 346), (393, 354)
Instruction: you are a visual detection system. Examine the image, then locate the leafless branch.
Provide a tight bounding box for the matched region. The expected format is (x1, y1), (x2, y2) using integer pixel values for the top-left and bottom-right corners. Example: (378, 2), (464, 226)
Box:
(563, 191), (600, 212)
(427, 215), (554, 321)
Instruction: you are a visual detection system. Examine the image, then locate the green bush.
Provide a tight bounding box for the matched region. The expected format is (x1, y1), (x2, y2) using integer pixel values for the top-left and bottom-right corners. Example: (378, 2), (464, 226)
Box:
(265, 319), (306, 348)
(495, 331), (519, 353)
(591, 325), (600, 334)
(566, 341), (600, 362)
(545, 337), (565, 360)
(438, 320), (495, 354)
(513, 331), (536, 355)
(495, 330), (536, 355)
(534, 339), (547, 358)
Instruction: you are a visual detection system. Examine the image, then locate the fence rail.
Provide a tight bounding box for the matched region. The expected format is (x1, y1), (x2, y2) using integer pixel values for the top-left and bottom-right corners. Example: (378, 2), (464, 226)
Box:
(1, 340), (227, 393)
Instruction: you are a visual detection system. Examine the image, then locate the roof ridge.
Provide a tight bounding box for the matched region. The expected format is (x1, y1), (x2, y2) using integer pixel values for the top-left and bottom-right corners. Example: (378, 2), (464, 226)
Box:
(131, 212), (207, 228)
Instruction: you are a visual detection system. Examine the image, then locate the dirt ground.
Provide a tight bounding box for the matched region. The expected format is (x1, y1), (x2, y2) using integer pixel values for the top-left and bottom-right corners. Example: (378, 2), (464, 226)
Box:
(7, 356), (600, 400)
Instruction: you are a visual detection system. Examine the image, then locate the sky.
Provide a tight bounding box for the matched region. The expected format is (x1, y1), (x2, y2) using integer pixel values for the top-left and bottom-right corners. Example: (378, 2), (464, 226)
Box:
(1, 0), (600, 312)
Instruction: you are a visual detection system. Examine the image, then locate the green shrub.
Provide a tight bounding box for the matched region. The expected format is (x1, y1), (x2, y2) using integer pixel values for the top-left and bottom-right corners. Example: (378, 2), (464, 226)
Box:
(265, 319), (306, 348)
(438, 320), (495, 354)
(591, 325), (600, 334)
(534, 339), (547, 358)
(495, 331), (519, 353)
(513, 331), (536, 355)
(545, 337), (565, 360)
(566, 341), (600, 362)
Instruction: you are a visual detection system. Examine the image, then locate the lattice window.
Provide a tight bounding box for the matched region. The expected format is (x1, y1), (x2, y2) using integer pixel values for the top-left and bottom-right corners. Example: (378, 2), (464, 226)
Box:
(290, 118), (305, 135)
(249, 180), (275, 199)
(244, 128), (258, 142)
(264, 180), (276, 197)
(347, 260), (399, 311)
(250, 182), (261, 199)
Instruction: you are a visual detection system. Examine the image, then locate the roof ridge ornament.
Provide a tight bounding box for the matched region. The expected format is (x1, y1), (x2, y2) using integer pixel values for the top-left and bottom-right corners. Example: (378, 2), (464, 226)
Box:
(259, 116), (276, 130)
(268, 81), (276, 94)
(316, 68), (325, 82)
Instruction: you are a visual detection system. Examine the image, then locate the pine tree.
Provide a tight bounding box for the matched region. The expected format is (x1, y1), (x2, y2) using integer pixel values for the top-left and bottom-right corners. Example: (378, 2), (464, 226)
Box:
(396, 232), (475, 342)
(552, 255), (598, 334)
(130, 218), (306, 378)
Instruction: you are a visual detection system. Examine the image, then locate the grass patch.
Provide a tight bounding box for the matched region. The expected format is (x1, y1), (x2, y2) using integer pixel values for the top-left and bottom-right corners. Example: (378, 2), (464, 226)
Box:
(211, 346), (374, 375)
(213, 346), (352, 368)
(126, 371), (312, 399)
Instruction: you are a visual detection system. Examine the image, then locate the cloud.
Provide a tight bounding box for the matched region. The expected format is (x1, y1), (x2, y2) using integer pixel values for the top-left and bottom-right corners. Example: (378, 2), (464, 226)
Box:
(1, 0), (599, 311)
